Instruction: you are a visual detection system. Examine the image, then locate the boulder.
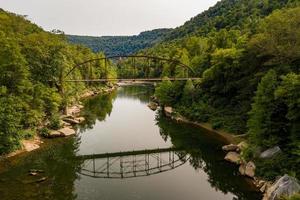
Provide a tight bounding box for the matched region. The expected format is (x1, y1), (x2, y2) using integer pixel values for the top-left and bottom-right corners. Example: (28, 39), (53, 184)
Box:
(48, 130), (62, 138)
(58, 127), (76, 137)
(61, 120), (71, 127)
(150, 95), (159, 104)
(67, 105), (81, 115)
(148, 102), (158, 111)
(264, 175), (300, 200)
(239, 161), (255, 178)
(75, 117), (85, 123)
(222, 144), (239, 152)
(245, 161), (256, 178)
(224, 152), (241, 164)
(239, 163), (246, 175)
(164, 107), (173, 117)
(22, 140), (40, 152)
(63, 118), (80, 125)
(260, 146), (281, 159)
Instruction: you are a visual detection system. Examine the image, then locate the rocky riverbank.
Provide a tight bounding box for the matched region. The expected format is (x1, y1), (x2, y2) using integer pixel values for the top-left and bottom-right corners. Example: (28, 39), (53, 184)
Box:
(158, 104), (300, 200)
(1, 85), (118, 160)
(222, 143), (300, 200)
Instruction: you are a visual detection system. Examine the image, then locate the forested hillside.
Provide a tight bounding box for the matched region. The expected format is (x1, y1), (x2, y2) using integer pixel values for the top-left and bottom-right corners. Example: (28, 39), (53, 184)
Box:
(121, 0), (300, 181)
(67, 29), (171, 56)
(164, 0), (294, 40)
(0, 9), (115, 154)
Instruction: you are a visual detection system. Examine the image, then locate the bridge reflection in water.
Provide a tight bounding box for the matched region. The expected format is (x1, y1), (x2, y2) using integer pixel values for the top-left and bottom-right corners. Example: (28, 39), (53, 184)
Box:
(77, 148), (189, 179)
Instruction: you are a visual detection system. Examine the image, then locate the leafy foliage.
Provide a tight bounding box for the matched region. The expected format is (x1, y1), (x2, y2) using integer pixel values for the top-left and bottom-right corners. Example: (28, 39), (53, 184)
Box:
(0, 9), (115, 154)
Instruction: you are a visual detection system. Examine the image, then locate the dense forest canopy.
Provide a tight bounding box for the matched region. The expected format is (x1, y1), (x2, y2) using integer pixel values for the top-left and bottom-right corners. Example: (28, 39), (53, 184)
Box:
(67, 29), (171, 56)
(0, 8), (116, 154)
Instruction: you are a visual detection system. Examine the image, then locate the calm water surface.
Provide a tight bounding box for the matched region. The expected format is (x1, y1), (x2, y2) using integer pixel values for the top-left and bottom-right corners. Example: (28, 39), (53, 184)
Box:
(0, 85), (261, 200)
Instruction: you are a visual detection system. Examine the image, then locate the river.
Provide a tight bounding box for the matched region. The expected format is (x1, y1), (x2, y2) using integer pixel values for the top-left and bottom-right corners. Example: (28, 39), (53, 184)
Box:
(0, 85), (261, 200)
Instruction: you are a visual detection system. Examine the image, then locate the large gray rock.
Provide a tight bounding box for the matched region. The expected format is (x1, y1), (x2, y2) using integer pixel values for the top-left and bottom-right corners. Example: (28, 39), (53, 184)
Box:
(264, 175), (300, 200)
(224, 152), (241, 164)
(260, 146), (281, 159)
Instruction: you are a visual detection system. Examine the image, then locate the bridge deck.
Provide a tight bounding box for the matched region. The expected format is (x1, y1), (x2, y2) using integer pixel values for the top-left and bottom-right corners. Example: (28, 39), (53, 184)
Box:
(65, 78), (200, 82)
(76, 147), (181, 160)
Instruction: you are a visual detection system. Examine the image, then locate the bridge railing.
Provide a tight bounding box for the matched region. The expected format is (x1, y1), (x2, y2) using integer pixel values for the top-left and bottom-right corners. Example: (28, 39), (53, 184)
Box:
(77, 148), (189, 179)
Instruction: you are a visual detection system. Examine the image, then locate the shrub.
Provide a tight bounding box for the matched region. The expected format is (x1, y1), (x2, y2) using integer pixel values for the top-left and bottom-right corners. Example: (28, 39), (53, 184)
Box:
(39, 127), (50, 137)
(212, 121), (223, 130)
(48, 114), (62, 130)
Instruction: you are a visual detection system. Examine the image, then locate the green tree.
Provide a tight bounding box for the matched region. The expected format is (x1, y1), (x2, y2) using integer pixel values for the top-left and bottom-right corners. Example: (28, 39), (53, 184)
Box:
(247, 70), (287, 148)
(181, 79), (195, 104)
(155, 78), (177, 106)
(249, 7), (300, 69)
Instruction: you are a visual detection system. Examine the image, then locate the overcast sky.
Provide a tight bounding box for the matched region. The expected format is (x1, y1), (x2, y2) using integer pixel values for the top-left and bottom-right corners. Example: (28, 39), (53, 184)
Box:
(0, 0), (219, 36)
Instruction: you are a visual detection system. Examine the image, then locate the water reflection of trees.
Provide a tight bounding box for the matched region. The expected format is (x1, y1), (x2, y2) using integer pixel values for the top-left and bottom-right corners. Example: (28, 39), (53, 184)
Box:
(0, 137), (82, 200)
(78, 91), (117, 132)
(78, 85), (153, 133)
(156, 114), (261, 200)
(117, 85), (154, 104)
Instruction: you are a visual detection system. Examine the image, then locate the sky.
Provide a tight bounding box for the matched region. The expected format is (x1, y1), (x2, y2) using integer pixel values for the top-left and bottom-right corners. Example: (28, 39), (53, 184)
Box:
(0, 0), (219, 36)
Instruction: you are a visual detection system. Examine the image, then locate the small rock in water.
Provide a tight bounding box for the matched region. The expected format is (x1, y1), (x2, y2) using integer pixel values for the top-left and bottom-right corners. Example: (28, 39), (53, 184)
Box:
(148, 102), (158, 111)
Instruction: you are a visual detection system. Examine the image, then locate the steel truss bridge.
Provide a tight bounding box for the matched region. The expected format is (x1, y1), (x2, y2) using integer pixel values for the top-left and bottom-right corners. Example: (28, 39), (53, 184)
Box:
(65, 55), (200, 82)
(77, 147), (189, 179)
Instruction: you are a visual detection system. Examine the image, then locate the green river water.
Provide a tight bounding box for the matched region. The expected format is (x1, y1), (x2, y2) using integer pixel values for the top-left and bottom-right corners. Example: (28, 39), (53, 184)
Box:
(0, 85), (261, 200)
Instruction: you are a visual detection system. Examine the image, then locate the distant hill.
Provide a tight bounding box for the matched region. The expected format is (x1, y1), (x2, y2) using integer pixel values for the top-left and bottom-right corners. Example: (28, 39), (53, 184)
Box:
(67, 29), (171, 56)
(163, 0), (291, 41)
